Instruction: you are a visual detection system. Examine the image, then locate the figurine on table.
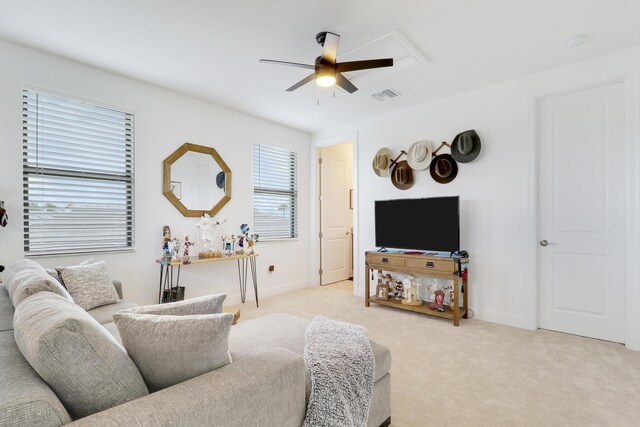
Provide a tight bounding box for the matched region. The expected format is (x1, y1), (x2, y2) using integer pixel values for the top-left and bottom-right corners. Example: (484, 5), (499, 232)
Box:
(182, 236), (194, 264)
(384, 273), (394, 294)
(375, 283), (389, 301)
(169, 238), (182, 262)
(161, 226), (172, 260)
(196, 214), (226, 258)
(238, 224), (258, 255)
(393, 281), (404, 300)
(401, 275), (422, 306)
(222, 235), (235, 255)
(429, 290), (446, 312)
(196, 214), (215, 253)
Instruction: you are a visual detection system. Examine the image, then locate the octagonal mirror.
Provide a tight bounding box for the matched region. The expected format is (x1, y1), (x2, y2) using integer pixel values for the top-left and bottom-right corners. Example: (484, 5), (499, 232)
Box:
(163, 143), (231, 217)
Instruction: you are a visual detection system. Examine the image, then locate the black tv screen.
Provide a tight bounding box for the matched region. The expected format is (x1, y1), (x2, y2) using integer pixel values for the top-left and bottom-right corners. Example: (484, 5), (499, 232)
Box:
(375, 196), (460, 252)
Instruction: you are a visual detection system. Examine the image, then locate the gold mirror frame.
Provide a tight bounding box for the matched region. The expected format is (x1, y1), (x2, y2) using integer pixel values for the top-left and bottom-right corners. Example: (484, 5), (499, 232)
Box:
(163, 143), (232, 217)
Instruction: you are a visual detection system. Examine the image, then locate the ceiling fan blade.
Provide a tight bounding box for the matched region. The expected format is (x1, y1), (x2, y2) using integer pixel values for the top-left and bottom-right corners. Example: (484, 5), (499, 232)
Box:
(336, 58), (394, 73)
(321, 32), (340, 64)
(259, 59), (315, 70)
(336, 73), (358, 94)
(286, 73), (316, 92)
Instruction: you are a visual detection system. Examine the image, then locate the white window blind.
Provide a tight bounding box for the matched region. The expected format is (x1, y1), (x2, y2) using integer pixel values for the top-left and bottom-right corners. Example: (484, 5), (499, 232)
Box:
(22, 89), (134, 255)
(253, 144), (298, 240)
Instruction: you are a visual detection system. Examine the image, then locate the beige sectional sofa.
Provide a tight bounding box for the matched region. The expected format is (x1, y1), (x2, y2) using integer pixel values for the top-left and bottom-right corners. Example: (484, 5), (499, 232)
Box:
(0, 262), (392, 427)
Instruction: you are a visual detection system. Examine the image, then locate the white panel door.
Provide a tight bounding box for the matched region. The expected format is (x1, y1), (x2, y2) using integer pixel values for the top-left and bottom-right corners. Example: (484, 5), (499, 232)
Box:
(538, 82), (626, 343)
(320, 148), (350, 285)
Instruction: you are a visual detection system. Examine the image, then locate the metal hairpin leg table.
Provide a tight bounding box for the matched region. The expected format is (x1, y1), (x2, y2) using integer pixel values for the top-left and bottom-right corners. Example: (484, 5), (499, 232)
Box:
(156, 253), (259, 306)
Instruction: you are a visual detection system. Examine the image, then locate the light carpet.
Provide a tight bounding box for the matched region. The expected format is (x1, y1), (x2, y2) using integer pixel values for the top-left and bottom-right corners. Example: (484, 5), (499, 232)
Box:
(229, 281), (640, 426)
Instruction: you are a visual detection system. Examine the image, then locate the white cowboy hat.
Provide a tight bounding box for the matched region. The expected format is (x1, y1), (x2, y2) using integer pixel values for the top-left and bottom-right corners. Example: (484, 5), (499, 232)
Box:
(406, 140), (433, 170)
(372, 147), (392, 177)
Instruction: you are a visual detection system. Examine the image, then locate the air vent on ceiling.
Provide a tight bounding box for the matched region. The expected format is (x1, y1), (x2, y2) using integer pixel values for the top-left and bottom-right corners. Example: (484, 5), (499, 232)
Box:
(371, 88), (400, 102)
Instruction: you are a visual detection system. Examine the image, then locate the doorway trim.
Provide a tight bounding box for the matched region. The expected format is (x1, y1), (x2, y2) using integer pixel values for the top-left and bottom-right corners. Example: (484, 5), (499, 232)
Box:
(527, 71), (640, 350)
(310, 132), (359, 294)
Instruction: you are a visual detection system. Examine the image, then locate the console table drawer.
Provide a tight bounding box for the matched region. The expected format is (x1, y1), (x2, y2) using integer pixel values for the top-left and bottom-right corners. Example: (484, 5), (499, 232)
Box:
(406, 257), (455, 273)
(367, 254), (405, 268)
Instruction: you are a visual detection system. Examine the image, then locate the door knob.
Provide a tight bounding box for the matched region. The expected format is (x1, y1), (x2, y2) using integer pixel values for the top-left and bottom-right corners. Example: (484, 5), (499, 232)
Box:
(540, 239), (549, 247)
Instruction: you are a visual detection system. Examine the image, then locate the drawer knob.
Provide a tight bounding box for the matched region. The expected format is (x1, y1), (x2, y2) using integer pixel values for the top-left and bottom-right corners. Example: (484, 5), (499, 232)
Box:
(381, 258), (389, 263)
(425, 261), (434, 268)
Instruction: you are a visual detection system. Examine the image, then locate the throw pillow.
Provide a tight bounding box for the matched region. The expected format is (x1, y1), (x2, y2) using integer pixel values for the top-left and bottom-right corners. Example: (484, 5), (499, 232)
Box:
(114, 310), (234, 392)
(118, 293), (227, 316)
(13, 292), (148, 419)
(57, 261), (119, 311)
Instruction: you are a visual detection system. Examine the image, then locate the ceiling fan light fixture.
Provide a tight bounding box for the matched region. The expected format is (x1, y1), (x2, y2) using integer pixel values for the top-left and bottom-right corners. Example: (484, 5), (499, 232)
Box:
(315, 68), (336, 87)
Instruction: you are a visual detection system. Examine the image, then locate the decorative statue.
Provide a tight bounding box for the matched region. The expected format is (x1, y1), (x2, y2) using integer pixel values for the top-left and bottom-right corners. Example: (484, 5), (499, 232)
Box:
(161, 226), (172, 260)
(182, 236), (194, 264)
(222, 235), (235, 255)
(237, 224), (259, 255)
(401, 275), (422, 306)
(169, 238), (182, 262)
(246, 232), (258, 254)
(375, 283), (389, 301)
(384, 273), (394, 294)
(429, 290), (446, 312)
(195, 214), (215, 253)
(196, 214), (226, 258)
(393, 281), (404, 300)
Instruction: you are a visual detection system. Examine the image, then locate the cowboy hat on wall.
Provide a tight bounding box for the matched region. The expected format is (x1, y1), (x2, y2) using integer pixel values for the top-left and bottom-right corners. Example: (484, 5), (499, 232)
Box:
(430, 153), (458, 184)
(451, 129), (481, 163)
(391, 160), (415, 190)
(406, 140), (433, 171)
(372, 147), (392, 177)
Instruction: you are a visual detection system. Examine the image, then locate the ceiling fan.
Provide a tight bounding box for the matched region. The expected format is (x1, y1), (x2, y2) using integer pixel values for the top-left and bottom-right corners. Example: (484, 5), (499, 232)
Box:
(259, 31), (393, 93)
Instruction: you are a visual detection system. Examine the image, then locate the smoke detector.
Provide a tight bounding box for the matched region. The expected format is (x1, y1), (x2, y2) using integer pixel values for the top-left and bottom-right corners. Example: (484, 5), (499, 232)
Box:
(371, 88), (400, 102)
(567, 35), (586, 48)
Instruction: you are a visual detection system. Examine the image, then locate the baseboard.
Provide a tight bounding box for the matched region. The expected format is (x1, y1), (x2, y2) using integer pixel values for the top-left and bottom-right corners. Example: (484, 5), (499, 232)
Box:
(224, 280), (309, 306)
(472, 308), (533, 329)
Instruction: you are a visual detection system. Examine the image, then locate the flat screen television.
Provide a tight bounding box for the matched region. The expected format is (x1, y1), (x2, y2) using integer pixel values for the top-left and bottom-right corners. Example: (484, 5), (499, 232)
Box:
(375, 196), (460, 252)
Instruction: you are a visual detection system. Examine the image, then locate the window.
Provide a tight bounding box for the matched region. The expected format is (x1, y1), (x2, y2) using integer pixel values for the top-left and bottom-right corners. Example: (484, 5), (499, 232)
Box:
(22, 89), (134, 255)
(253, 144), (298, 240)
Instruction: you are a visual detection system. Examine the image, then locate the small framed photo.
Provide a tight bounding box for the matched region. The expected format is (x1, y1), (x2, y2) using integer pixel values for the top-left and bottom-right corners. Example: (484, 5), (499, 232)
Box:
(171, 181), (182, 200)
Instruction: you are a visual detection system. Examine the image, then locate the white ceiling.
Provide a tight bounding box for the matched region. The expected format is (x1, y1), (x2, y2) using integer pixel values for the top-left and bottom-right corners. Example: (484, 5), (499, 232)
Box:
(1, 0), (639, 133)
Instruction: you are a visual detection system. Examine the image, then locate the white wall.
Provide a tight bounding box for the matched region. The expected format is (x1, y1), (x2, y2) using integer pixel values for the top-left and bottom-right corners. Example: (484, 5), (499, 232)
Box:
(313, 45), (640, 349)
(0, 39), (311, 305)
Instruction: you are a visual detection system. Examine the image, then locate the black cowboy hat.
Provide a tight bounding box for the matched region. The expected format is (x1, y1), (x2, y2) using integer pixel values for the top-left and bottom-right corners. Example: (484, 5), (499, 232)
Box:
(430, 154), (458, 184)
(451, 129), (481, 163)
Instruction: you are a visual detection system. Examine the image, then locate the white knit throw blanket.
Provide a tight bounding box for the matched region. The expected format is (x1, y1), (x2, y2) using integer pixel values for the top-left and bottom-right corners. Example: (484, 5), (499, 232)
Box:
(302, 316), (375, 427)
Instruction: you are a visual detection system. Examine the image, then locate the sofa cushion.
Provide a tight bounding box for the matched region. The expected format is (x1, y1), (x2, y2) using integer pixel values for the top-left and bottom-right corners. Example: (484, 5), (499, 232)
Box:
(102, 321), (122, 344)
(5, 259), (46, 286)
(229, 314), (392, 393)
(114, 310), (234, 392)
(0, 285), (14, 332)
(9, 270), (73, 307)
(5, 259), (72, 307)
(56, 261), (119, 310)
(0, 330), (72, 427)
(87, 299), (138, 324)
(118, 293), (226, 316)
(13, 292), (148, 419)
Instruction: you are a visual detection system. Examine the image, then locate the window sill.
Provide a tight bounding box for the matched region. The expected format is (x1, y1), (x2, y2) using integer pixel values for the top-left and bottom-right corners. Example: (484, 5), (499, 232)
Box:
(25, 248), (136, 258)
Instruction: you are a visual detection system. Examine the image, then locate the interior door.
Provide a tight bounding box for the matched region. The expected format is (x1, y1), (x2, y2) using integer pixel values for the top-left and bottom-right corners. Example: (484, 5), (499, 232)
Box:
(320, 147), (351, 285)
(537, 81), (626, 343)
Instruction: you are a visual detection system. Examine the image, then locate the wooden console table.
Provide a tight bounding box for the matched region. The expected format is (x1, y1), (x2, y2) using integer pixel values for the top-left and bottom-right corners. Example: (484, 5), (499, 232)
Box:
(365, 251), (468, 326)
(156, 253), (259, 307)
